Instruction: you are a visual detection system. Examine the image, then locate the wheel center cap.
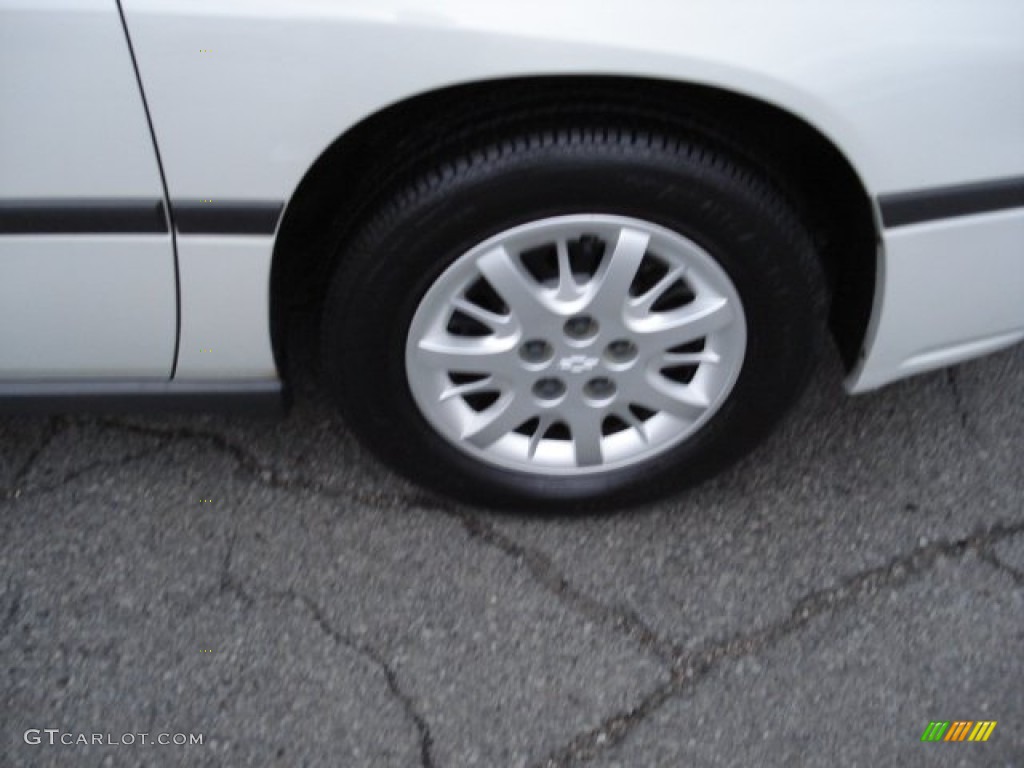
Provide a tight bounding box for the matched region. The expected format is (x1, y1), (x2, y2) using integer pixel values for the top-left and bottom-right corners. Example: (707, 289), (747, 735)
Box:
(559, 355), (600, 374)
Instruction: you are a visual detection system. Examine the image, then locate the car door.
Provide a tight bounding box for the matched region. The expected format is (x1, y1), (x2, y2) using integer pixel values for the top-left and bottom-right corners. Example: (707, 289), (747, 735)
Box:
(0, 0), (176, 380)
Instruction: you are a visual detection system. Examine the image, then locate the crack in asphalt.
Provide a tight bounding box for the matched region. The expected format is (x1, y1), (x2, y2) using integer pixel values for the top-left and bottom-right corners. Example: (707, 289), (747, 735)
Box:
(76, 417), (432, 510)
(530, 519), (1024, 767)
(292, 593), (436, 768)
(217, 531), (255, 609)
(977, 544), (1024, 586)
(2, 443), (172, 501)
(944, 368), (972, 434)
(12, 416), (64, 482)
(0, 579), (23, 641)
(1, 416), (65, 498)
(443, 507), (679, 666)
(211, 533), (436, 768)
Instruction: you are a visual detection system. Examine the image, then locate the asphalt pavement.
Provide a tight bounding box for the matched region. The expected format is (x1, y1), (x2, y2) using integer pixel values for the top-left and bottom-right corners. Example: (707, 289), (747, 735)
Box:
(2, 342), (1022, 767)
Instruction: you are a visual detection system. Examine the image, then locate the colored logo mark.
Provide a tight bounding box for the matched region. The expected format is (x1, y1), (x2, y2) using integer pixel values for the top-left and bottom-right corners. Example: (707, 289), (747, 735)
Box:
(921, 721), (997, 742)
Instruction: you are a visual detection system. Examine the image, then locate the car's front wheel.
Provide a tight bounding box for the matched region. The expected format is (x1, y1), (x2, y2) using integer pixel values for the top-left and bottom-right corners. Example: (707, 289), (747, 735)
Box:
(322, 121), (826, 509)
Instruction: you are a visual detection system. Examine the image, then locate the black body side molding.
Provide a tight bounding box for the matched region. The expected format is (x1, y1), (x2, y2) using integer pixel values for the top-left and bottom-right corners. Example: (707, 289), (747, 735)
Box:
(879, 177), (1024, 228)
(0, 200), (168, 234)
(173, 201), (284, 235)
(0, 199), (285, 236)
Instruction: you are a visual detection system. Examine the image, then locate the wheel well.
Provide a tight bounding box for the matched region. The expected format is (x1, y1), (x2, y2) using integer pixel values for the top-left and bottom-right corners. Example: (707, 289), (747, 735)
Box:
(270, 76), (878, 376)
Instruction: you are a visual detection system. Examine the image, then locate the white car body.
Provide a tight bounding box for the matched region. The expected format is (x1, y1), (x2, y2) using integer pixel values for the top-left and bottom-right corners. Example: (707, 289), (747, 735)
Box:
(1, 0), (1022, 406)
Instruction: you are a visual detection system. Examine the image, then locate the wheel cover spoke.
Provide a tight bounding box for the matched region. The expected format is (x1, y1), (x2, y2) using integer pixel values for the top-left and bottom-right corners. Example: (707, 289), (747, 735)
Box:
(554, 239), (583, 301)
(477, 245), (554, 319)
(630, 297), (734, 349)
(463, 394), (533, 448)
(450, 296), (513, 332)
(440, 376), (497, 402)
(415, 336), (518, 378)
(588, 227), (649, 313)
(630, 264), (686, 315)
(616, 408), (650, 444)
(657, 349), (721, 367)
(630, 376), (710, 424)
(568, 412), (605, 467)
(405, 215), (747, 476)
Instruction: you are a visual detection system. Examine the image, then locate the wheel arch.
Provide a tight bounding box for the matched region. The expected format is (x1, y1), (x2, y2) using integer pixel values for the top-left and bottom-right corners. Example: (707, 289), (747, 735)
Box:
(269, 75), (879, 377)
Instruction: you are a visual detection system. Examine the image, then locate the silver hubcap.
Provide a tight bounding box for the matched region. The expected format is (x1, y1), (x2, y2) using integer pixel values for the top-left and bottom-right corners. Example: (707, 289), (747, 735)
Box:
(405, 215), (747, 476)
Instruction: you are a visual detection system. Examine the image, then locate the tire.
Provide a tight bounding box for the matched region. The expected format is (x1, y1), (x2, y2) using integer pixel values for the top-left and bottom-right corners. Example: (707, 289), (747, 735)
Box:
(321, 121), (827, 510)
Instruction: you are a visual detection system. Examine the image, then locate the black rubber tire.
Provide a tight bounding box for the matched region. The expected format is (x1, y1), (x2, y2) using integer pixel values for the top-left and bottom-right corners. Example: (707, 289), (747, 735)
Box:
(321, 122), (827, 511)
